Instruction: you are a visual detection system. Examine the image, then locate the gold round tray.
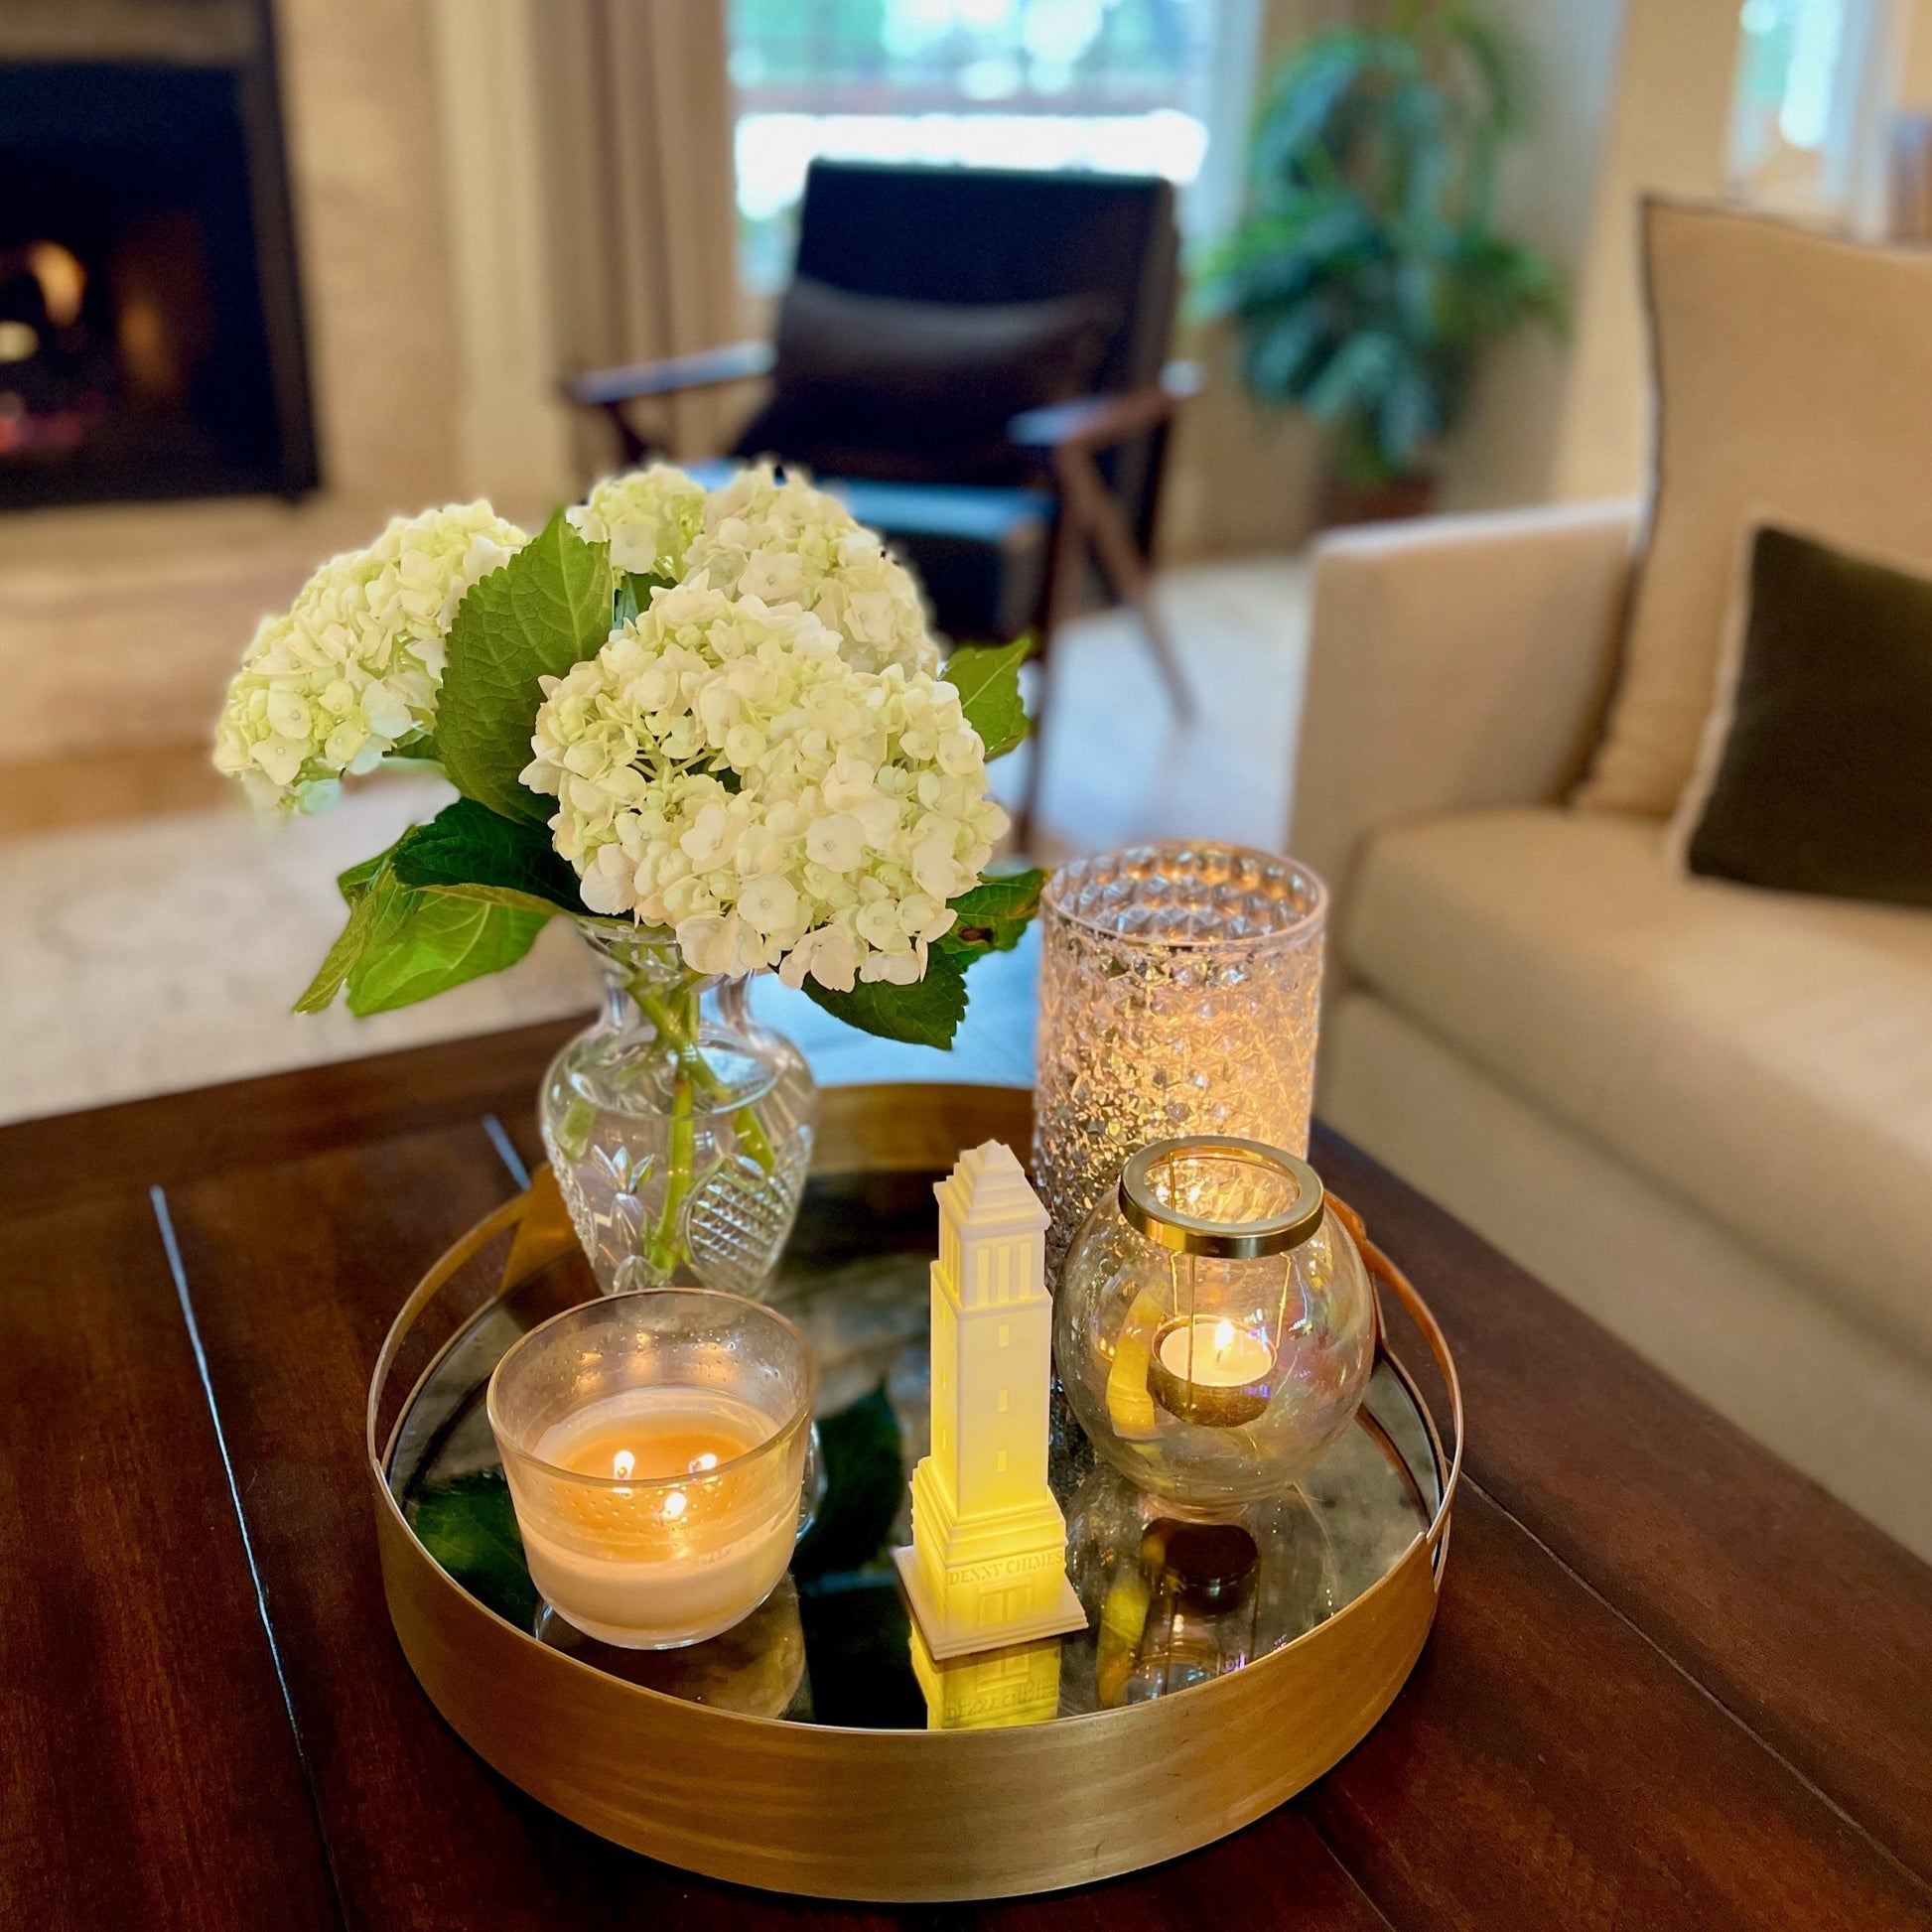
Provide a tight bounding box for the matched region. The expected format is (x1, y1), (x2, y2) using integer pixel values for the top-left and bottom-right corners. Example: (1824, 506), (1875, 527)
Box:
(367, 1084), (1461, 1903)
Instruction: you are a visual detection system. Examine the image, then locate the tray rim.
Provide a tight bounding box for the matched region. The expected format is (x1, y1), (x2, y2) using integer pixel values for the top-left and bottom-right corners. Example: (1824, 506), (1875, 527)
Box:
(366, 1081), (1463, 1900)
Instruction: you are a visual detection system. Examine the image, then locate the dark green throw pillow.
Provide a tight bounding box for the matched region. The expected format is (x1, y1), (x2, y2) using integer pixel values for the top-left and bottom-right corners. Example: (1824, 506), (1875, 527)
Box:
(1684, 525), (1932, 908)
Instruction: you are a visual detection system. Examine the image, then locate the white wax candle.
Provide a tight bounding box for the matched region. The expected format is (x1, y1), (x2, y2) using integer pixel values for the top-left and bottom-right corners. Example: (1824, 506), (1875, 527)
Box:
(514, 1387), (799, 1650)
(1156, 1317), (1273, 1389)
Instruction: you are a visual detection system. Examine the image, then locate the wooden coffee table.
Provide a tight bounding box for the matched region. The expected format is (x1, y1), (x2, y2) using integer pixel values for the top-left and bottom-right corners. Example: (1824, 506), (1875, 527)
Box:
(4, 1017), (1929, 1930)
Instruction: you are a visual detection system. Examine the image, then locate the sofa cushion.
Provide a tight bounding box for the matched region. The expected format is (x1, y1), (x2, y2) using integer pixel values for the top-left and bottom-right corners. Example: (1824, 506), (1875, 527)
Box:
(1342, 807), (1932, 1365)
(1576, 201), (1932, 816)
(1673, 523), (1932, 910)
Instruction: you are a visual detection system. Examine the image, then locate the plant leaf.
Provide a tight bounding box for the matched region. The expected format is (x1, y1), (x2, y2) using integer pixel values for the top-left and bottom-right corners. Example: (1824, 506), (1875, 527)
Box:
(436, 508), (614, 825)
(373, 730), (445, 775)
(792, 1382), (904, 1583)
(388, 797), (584, 913)
(410, 1470), (541, 1630)
(337, 846), (393, 906)
(801, 946), (968, 1048)
(942, 637), (1033, 759)
(615, 569), (671, 627)
(344, 877), (550, 1017)
(937, 866), (1044, 961)
(294, 889), (379, 1014)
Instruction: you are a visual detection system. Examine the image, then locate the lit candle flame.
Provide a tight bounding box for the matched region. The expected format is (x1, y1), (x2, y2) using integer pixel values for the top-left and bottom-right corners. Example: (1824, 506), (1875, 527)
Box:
(612, 1449), (635, 1480)
(1212, 1317), (1236, 1363)
(689, 1450), (719, 1472)
(663, 1489), (688, 1520)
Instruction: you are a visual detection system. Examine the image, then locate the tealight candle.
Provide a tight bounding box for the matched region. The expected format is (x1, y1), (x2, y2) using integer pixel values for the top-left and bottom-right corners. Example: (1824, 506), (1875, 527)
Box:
(1146, 1315), (1275, 1427)
(488, 1290), (815, 1650)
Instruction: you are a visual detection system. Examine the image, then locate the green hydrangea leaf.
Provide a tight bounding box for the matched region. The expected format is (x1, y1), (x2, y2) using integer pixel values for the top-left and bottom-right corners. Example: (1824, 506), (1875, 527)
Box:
(942, 637), (1033, 759)
(302, 798), (582, 1015)
(792, 1382), (904, 1583)
(294, 889), (379, 1014)
(801, 945), (968, 1048)
(383, 729), (442, 769)
(388, 797), (584, 914)
(337, 846), (393, 905)
(615, 570), (670, 627)
(436, 508), (614, 825)
(344, 880), (550, 1017)
(410, 1470), (541, 1630)
(936, 866), (1044, 961)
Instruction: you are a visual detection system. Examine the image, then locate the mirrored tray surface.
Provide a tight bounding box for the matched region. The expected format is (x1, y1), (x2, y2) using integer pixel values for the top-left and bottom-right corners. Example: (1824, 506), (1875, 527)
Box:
(386, 1163), (1443, 1735)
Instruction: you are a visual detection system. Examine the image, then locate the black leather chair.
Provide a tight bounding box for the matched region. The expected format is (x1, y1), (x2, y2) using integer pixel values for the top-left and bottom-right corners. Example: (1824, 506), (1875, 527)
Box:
(565, 161), (1196, 836)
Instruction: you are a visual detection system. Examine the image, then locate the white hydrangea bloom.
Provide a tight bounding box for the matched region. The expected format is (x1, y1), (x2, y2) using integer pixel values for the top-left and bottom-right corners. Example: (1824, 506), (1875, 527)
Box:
(565, 463), (707, 580)
(685, 462), (938, 677)
(521, 575), (1005, 989)
(212, 501), (526, 811)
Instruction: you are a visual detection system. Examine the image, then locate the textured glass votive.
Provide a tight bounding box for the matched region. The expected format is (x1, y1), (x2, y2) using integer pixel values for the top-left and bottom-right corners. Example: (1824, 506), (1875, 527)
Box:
(487, 1289), (816, 1649)
(1055, 1138), (1374, 1508)
(1035, 843), (1327, 1277)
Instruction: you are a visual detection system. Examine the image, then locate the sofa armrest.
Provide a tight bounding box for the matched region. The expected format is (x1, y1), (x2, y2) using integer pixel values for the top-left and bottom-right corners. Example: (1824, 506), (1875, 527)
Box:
(1289, 498), (1639, 923)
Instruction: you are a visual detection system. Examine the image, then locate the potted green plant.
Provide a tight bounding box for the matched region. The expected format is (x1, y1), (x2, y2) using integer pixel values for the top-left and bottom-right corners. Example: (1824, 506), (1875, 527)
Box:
(1198, 1), (1564, 523)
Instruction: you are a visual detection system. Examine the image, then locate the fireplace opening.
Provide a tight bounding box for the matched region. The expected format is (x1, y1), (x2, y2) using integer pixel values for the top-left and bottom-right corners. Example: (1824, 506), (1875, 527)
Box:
(0, 53), (317, 511)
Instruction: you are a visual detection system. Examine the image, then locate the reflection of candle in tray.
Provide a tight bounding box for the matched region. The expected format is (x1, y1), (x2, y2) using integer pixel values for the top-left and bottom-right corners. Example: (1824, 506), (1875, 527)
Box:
(514, 1388), (798, 1651)
(1147, 1316), (1275, 1427)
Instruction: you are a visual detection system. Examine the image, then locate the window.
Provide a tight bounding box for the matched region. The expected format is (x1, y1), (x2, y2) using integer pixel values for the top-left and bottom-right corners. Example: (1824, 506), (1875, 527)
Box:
(997, 1321), (1010, 1347)
(1726, 0), (1885, 218)
(996, 1448), (1010, 1473)
(997, 1387), (1011, 1412)
(727, 0), (1259, 291)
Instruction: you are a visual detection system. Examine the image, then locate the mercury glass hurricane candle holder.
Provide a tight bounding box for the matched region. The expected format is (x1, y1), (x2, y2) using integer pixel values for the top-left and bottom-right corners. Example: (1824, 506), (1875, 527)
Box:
(1054, 1138), (1374, 1510)
(487, 1289), (817, 1650)
(1034, 843), (1326, 1280)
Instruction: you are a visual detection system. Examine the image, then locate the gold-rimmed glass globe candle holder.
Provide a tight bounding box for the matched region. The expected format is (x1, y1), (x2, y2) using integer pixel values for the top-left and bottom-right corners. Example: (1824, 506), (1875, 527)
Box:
(487, 1289), (817, 1650)
(1054, 1138), (1375, 1510)
(1034, 843), (1326, 1280)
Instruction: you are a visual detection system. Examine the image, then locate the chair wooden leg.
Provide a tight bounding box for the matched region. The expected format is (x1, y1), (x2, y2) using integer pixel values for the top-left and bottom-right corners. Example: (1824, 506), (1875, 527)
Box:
(602, 401), (649, 466)
(1055, 447), (1194, 724)
(1014, 489), (1089, 855)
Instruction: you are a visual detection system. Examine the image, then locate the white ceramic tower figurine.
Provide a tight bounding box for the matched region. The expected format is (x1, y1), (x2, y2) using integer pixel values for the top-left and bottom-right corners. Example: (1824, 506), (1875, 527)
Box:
(895, 1141), (1087, 1659)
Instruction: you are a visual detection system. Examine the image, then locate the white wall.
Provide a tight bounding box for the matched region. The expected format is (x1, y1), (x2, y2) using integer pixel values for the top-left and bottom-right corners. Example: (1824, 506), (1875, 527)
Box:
(1549, 0), (1741, 501)
(1437, 0), (1627, 511)
(1441, 0), (1743, 510)
(1158, 0), (1354, 561)
(1189, 0), (1744, 529)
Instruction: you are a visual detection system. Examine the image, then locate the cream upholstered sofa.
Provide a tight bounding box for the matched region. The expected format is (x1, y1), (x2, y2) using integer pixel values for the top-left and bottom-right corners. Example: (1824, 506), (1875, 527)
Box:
(1292, 500), (1932, 1561)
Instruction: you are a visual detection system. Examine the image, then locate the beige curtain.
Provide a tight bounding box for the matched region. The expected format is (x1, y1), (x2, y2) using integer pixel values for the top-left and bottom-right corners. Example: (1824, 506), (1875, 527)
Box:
(537, 0), (746, 469)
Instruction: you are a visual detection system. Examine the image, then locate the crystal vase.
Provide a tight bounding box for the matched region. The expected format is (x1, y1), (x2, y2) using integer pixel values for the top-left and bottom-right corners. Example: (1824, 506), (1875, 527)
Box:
(1034, 843), (1327, 1281)
(539, 924), (818, 1297)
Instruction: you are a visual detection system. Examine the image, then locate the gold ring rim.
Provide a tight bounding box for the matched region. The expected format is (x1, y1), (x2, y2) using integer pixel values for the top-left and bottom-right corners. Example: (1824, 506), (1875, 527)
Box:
(365, 1084), (1462, 1902)
(1117, 1136), (1326, 1257)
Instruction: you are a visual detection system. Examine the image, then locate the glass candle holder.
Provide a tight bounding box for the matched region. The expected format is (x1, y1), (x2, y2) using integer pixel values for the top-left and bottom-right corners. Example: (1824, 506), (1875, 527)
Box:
(1054, 1138), (1374, 1509)
(487, 1289), (816, 1650)
(1035, 843), (1326, 1278)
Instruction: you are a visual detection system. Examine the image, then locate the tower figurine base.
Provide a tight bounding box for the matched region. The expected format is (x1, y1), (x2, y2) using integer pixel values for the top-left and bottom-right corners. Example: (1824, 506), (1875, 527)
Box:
(894, 1546), (1089, 1661)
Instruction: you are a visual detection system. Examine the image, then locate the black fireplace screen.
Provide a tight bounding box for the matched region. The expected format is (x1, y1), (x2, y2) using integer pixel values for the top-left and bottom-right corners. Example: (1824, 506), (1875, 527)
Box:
(0, 59), (317, 509)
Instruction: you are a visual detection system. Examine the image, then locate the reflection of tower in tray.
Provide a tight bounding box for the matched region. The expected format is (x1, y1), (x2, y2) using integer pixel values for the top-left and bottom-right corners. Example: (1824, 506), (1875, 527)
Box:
(895, 1142), (1087, 1659)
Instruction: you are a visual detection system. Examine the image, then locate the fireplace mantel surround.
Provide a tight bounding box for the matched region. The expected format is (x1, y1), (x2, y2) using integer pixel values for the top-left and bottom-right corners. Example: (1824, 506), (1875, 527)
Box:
(0, 0), (717, 771)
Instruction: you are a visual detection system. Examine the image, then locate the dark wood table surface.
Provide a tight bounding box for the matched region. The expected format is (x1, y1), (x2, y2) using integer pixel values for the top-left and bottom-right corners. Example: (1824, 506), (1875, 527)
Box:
(4, 1017), (1930, 1930)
